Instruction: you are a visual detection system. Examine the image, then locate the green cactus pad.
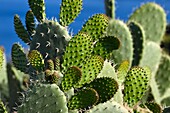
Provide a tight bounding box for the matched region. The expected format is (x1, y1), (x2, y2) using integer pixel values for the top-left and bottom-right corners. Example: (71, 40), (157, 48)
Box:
(46, 59), (54, 71)
(77, 55), (104, 87)
(87, 100), (129, 113)
(25, 10), (35, 37)
(123, 67), (151, 107)
(28, 0), (46, 22)
(11, 43), (28, 73)
(93, 36), (120, 60)
(60, 0), (82, 26)
(62, 32), (93, 72)
(0, 47), (4, 70)
(30, 20), (70, 59)
(107, 19), (133, 66)
(61, 66), (82, 91)
(14, 15), (31, 44)
(80, 14), (109, 41)
(117, 60), (130, 83)
(139, 41), (162, 75)
(54, 57), (60, 71)
(85, 77), (118, 103)
(155, 54), (170, 95)
(28, 50), (44, 71)
(68, 88), (99, 110)
(0, 100), (7, 113)
(97, 60), (116, 79)
(127, 21), (145, 66)
(129, 3), (166, 43)
(18, 84), (68, 113)
(140, 102), (162, 113)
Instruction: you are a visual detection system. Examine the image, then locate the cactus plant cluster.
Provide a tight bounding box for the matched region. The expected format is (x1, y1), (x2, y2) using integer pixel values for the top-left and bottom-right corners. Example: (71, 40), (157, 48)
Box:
(105, 0), (170, 111)
(0, 0), (170, 113)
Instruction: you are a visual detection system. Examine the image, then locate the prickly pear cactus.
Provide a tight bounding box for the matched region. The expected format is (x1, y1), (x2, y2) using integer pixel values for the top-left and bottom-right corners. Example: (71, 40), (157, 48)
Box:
(87, 100), (129, 113)
(0, 47), (4, 70)
(123, 67), (151, 107)
(18, 84), (68, 113)
(129, 3), (166, 43)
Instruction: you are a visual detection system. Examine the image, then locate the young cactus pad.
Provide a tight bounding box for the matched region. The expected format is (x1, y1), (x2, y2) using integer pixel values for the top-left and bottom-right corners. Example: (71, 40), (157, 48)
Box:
(68, 88), (99, 110)
(81, 14), (109, 41)
(14, 15), (31, 44)
(28, 50), (44, 71)
(18, 84), (68, 113)
(129, 3), (166, 43)
(28, 0), (46, 22)
(85, 77), (118, 103)
(59, 0), (82, 26)
(61, 66), (82, 91)
(123, 67), (151, 107)
(0, 47), (4, 70)
(11, 43), (28, 73)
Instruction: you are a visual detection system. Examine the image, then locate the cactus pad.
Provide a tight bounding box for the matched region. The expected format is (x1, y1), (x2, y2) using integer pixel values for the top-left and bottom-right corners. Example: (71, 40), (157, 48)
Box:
(14, 15), (31, 44)
(18, 84), (68, 113)
(127, 21), (145, 66)
(93, 36), (120, 60)
(77, 55), (104, 87)
(11, 43), (28, 73)
(68, 88), (99, 110)
(25, 10), (35, 37)
(30, 20), (70, 59)
(140, 102), (162, 113)
(28, 0), (46, 22)
(123, 67), (151, 107)
(0, 47), (4, 70)
(45, 59), (54, 71)
(87, 100), (129, 113)
(155, 54), (170, 95)
(81, 14), (109, 41)
(129, 3), (166, 43)
(85, 77), (118, 103)
(62, 32), (93, 71)
(28, 50), (44, 71)
(117, 60), (130, 84)
(107, 19), (133, 66)
(60, 0), (82, 26)
(61, 66), (82, 91)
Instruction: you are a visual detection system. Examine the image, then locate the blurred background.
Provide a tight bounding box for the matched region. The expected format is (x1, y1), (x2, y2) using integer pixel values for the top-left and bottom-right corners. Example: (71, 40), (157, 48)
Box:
(0, 0), (170, 61)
